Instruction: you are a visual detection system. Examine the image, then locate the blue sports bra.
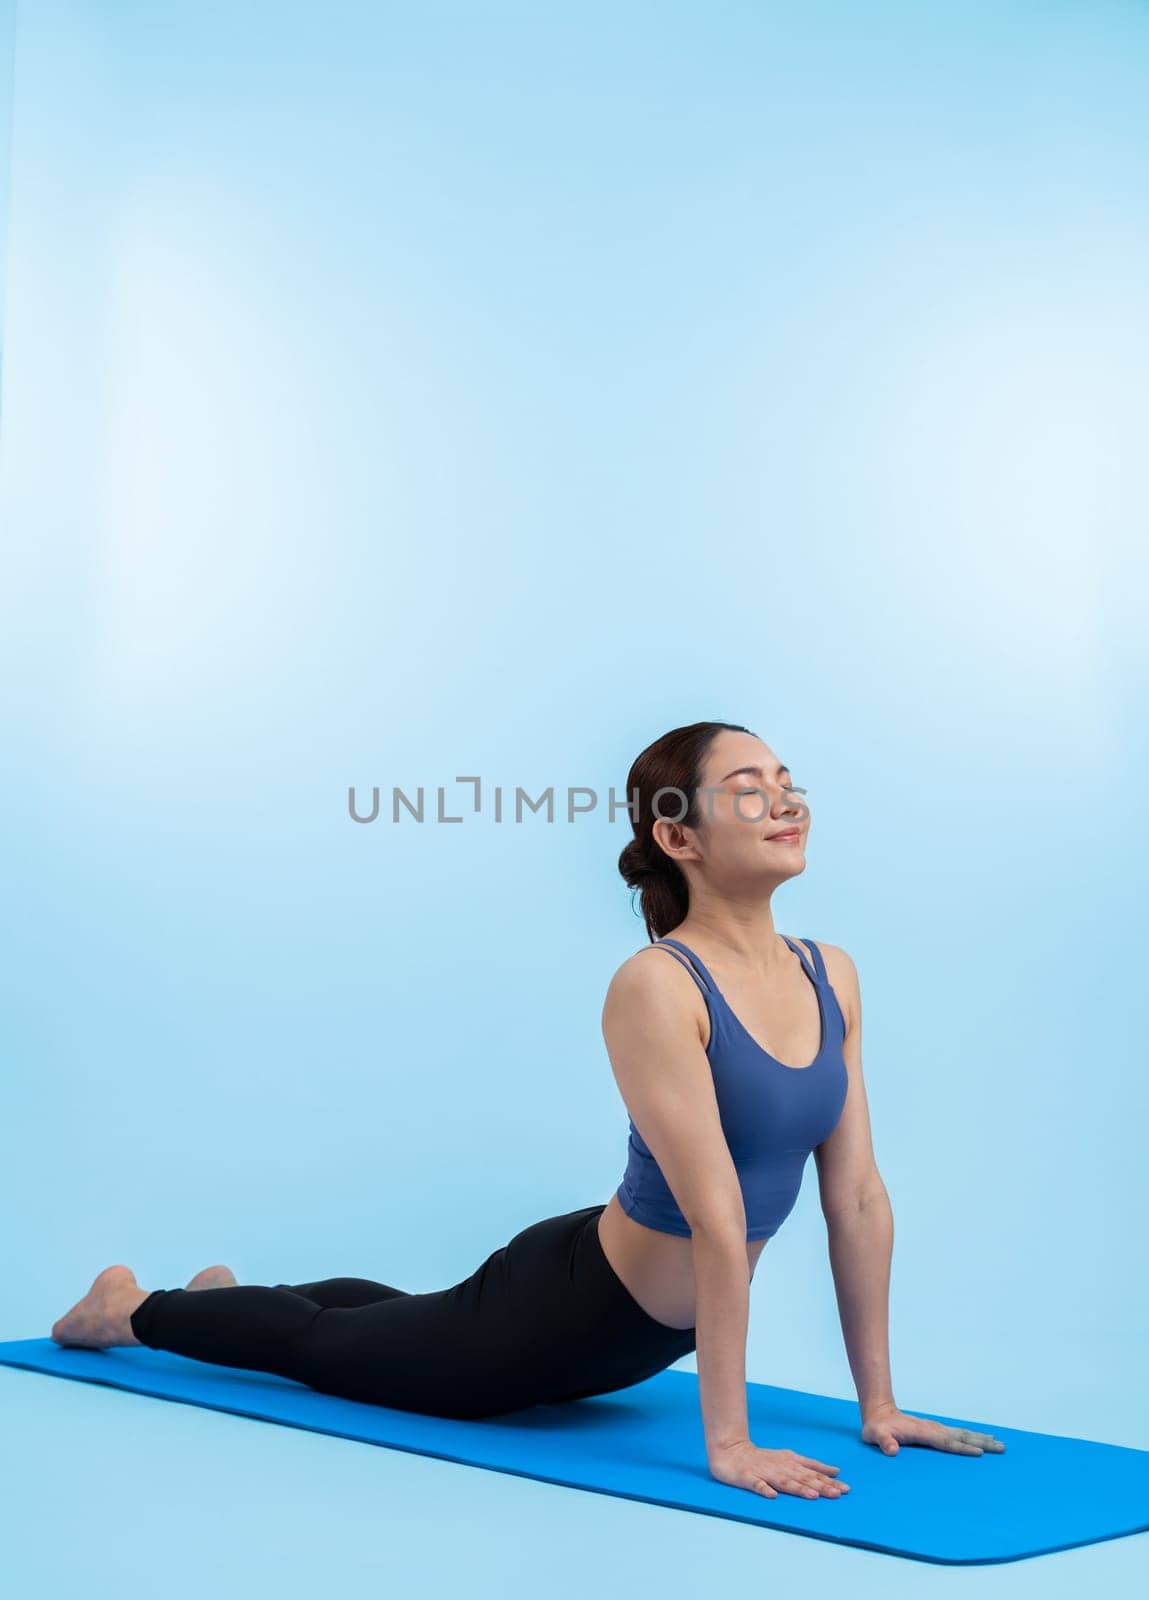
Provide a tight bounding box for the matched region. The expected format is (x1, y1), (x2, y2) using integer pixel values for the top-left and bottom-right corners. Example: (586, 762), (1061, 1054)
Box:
(615, 935), (849, 1241)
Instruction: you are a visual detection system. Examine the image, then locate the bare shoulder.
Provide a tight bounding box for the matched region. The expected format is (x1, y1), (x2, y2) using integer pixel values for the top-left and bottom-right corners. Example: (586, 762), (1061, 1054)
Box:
(605, 942), (698, 999)
(600, 943), (711, 1062)
(601, 942), (708, 1028)
(796, 938), (859, 1034)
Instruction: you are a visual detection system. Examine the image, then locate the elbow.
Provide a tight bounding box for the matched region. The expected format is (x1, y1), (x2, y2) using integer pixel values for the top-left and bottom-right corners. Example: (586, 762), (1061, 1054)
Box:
(821, 1175), (889, 1223)
(686, 1209), (748, 1251)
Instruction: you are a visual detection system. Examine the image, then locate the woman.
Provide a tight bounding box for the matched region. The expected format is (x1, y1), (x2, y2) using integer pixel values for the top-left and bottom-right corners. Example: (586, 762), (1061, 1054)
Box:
(51, 720), (1003, 1501)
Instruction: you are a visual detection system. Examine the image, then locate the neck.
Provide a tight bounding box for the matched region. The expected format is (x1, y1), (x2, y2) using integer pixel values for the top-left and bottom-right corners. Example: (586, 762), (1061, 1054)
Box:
(674, 897), (789, 968)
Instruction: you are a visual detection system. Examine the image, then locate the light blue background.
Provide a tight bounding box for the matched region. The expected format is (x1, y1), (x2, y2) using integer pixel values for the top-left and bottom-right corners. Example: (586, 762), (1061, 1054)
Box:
(1, 1), (1146, 1593)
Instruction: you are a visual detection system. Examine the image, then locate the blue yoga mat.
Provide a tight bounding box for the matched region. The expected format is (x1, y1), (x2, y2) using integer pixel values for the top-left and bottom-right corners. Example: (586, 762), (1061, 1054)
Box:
(2, 1337), (1147, 1565)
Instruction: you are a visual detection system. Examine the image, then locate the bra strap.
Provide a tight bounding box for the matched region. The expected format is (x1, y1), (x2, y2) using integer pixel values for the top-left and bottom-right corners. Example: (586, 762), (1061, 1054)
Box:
(647, 945), (709, 998)
(781, 934), (821, 985)
(651, 937), (718, 996)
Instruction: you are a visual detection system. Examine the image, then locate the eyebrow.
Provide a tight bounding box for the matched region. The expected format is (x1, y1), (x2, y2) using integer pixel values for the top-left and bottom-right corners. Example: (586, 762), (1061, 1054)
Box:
(719, 761), (791, 784)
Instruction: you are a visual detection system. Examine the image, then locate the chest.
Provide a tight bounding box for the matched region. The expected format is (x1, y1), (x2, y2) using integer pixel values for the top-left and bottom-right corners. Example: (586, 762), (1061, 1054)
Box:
(705, 1002), (848, 1157)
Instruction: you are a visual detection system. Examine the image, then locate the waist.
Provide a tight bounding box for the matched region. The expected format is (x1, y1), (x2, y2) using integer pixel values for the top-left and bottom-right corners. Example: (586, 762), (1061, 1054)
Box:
(598, 1195), (768, 1329)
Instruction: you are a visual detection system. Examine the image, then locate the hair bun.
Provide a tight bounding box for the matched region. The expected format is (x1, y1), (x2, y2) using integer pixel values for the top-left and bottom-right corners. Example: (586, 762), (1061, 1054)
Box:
(619, 839), (651, 887)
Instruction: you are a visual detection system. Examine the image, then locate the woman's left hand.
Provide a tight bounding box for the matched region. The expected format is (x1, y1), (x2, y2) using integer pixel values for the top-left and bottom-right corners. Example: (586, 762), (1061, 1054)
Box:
(861, 1402), (1006, 1457)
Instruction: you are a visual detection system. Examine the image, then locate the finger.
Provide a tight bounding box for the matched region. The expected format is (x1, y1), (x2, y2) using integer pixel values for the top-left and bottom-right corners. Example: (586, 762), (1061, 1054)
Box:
(755, 1479), (778, 1498)
(797, 1457), (841, 1474)
(954, 1429), (987, 1453)
(802, 1472), (836, 1491)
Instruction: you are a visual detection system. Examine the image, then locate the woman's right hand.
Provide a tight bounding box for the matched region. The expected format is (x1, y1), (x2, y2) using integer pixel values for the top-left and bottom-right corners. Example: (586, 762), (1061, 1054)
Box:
(708, 1439), (850, 1500)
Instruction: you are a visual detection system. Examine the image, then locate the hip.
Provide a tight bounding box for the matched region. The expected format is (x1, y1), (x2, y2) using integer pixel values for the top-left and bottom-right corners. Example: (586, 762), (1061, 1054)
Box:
(506, 1202), (697, 1402)
(489, 1202), (697, 1359)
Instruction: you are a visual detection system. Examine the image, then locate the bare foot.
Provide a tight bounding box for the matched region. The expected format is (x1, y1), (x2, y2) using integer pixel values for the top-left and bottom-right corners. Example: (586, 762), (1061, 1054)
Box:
(186, 1265), (238, 1291)
(51, 1265), (148, 1349)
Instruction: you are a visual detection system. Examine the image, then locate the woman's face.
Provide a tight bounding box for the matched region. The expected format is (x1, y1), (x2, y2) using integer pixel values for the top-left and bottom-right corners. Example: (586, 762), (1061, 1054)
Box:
(673, 730), (810, 891)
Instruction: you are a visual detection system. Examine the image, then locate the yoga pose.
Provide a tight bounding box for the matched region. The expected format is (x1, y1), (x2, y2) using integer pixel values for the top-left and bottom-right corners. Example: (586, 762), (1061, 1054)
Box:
(51, 720), (1003, 1500)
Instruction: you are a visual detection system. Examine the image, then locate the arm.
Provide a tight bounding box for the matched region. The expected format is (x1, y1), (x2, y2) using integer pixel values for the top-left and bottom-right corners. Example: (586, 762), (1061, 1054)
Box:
(812, 947), (1007, 1460)
(811, 946), (897, 1419)
(601, 954), (751, 1459)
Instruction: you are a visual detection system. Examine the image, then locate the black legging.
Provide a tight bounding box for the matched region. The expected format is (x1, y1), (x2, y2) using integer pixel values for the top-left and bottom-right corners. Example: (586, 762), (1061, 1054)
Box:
(129, 1203), (697, 1420)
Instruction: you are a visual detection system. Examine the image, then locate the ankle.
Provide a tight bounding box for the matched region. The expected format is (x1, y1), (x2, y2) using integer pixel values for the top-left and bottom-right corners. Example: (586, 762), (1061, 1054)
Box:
(121, 1286), (150, 1345)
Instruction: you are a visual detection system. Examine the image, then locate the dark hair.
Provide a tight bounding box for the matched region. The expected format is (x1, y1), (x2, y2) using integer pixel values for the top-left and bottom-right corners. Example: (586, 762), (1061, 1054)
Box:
(618, 720), (757, 941)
